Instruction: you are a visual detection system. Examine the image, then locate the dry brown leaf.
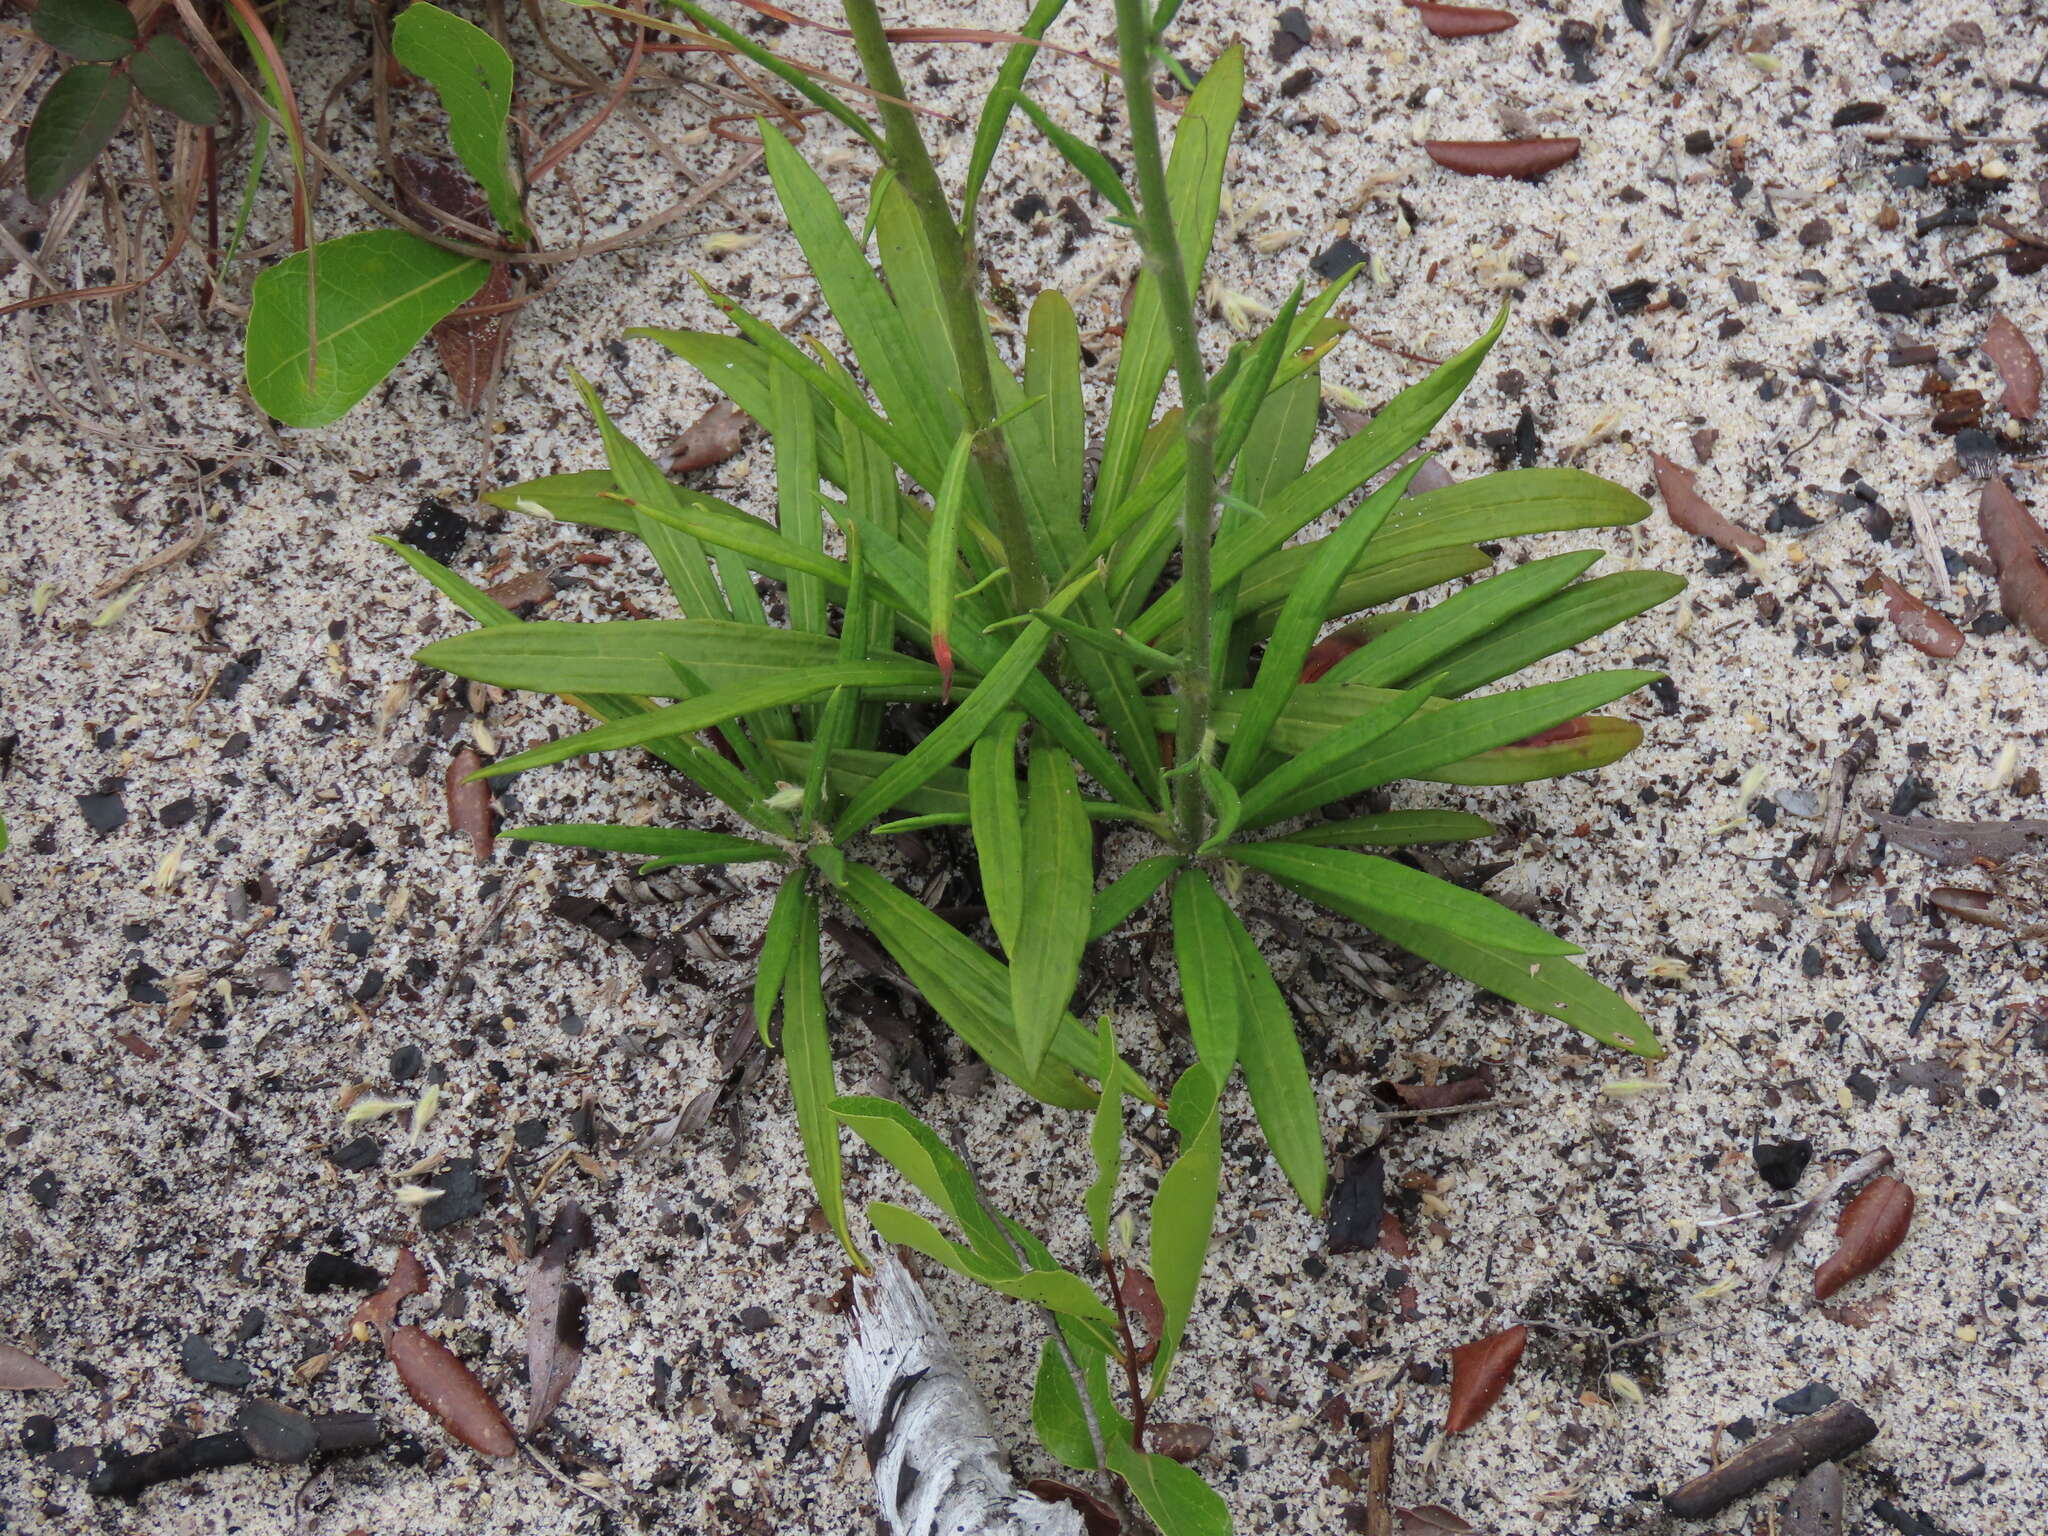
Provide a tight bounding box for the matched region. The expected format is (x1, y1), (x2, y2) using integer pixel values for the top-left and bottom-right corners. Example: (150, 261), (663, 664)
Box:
(1814, 1175), (1914, 1299)
(1119, 1265), (1164, 1366)
(1650, 453), (1765, 554)
(397, 154), (519, 414)
(1872, 813), (2048, 867)
(1983, 312), (2041, 420)
(1408, 1), (1517, 38)
(525, 1200), (594, 1434)
(1444, 1323), (1525, 1433)
(1390, 1069), (1495, 1111)
(661, 400), (751, 474)
(1398, 1504), (1481, 1534)
(347, 1246), (431, 1350)
(389, 1325), (518, 1457)
(1027, 1478), (1122, 1535)
(0, 1341), (67, 1391)
(1876, 576), (1966, 658)
(1424, 138), (1579, 180)
(1148, 1422), (1215, 1462)
(446, 746), (494, 863)
(1979, 478), (2048, 642)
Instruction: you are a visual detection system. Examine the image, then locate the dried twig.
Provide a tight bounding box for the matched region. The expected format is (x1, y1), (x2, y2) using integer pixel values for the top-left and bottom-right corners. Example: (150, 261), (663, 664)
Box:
(1663, 1400), (1877, 1519)
(1654, 0), (1712, 84)
(1805, 729), (1877, 887)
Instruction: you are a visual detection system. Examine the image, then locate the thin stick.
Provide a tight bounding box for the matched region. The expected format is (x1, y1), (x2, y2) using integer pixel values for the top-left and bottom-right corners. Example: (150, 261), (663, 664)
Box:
(1753, 1148), (1892, 1296)
(1655, 0), (1711, 84)
(1905, 492), (1953, 602)
(1804, 728), (1877, 887)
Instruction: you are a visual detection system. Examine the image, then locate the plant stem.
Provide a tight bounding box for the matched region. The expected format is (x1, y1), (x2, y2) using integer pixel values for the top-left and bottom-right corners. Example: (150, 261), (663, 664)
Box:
(1103, 1256), (1151, 1451)
(837, 0), (1047, 614)
(1112, 0), (1216, 852)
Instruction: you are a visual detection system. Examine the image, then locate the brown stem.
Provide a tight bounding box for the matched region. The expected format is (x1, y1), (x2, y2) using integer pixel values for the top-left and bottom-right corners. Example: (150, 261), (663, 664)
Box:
(1101, 1254), (1150, 1451)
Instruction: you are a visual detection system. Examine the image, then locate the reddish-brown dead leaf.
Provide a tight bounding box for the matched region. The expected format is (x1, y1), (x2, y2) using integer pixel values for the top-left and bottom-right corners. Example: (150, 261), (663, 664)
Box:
(1979, 478), (2048, 642)
(1871, 812), (2048, 867)
(388, 1325), (518, 1457)
(1876, 577), (1966, 659)
(0, 1342), (68, 1391)
(661, 400), (751, 474)
(1983, 312), (2041, 420)
(1149, 1422), (1215, 1462)
(1926, 886), (2006, 929)
(1424, 138), (1580, 181)
(1397, 1504), (1481, 1535)
(446, 746), (494, 863)
(1813, 1175), (1915, 1300)
(349, 1246), (430, 1350)
(1408, 1), (1517, 37)
(1300, 622), (1373, 683)
(1389, 1068), (1495, 1111)
(1378, 1211), (1414, 1258)
(1444, 1323), (1526, 1433)
(112, 1029), (161, 1062)
(1028, 1478), (1123, 1535)
(1651, 453), (1765, 554)
(525, 1200), (594, 1434)
(1120, 1265), (1165, 1366)
(398, 153), (518, 414)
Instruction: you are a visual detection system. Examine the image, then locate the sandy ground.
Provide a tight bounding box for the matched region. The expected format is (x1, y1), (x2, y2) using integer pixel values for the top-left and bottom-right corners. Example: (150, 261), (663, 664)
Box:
(4, 0), (2048, 1532)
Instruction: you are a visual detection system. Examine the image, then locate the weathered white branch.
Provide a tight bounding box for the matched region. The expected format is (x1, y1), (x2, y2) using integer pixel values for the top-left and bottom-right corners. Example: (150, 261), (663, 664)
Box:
(845, 1251), (1085, 1536)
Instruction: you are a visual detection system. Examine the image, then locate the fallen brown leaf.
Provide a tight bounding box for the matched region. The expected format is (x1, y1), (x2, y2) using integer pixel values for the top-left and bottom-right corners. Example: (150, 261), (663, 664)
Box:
(1983, 312), (2041, 420)
(1148, 1422), (1215, 1462)
(1408, 1), (1516, 38)
(1424, 138), (1580, 180)
(389, 1325), (518, 1457)
(446, 746), (494, 863)
(397, 154), (519, 414)
(1027, 1478), (1122, 1535)
(0, 1341), (67, 1391)
(1871, 812), (2048, 866)
(1389, 1069), (1495, 1111)
(1444, 1323), (1525, 1433)
(661, 400), (751, 474)
(1876, 576), (1966, 658)
(1814, 1175), (1914, 1299)
(1650, 453), (1765, 554)
(525, 1200), (594, 1434)
(1397, 1504), (1480, 1534)
(348, 1246), (430, 1349)
(1979, 478), (2048, 642)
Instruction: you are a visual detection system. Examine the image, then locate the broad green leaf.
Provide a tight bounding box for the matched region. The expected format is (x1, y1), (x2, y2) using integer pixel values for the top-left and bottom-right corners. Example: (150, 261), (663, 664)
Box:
(30, 0), (136, 60)
(1364, 468), (1651, 570)
(760, 124), (949, 470)
(958, 0), (1072, 232)
(1089, 854), (1178, 941)
(1435, 713), (1642, 785)
(1320, 550), (1603, 688)
(1172, 872), (1243, 1073)
(502, 824), (779, 864)
(1148, 1067), (1222, 1388)
(1217, 898), (1326, 1213)
(246, 230), (488, 427)
(1227, 842), (1579, 956)
(1223, 457), (1426, 785)
(1236, 680), (1437, 828)
(867, 1202), (1119, 1331)
(835, 861), (1101, 1109)
(128, 34), (222, 125)
(485, 469), (632, 531)
(1233, 366), (1320, 512)
(1427, 570), (1688, 697)
(1223, 544), (1494, 648)
(871, 176), (964, 434)
(969, 714), (1027, 952)
(1129, 304), (1509, 645)
(25, 65), (128, 204)
(1107, 1442), (1233, 1536)
(472, 661), (941, 778)
(1085, 1020), (1121, 1252)
(417, 621), (895, 698)
(1033, 1336), (1100, 1472)
(1012, 744), (1093, 1073)
(1094, 46), (1243, 519)
(780, 887), (858, 1263)
(834, 1095), (1011, 1263)
(1015, 93), (1135, 217)
(391, 1), (529, 241)
(1279, 810), (1495, 848)
(753, 874), (807, 1046)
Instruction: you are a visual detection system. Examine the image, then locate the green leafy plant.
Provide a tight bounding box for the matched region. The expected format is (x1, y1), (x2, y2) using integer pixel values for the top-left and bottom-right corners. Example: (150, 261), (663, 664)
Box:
(400, 0), (1682, 1523)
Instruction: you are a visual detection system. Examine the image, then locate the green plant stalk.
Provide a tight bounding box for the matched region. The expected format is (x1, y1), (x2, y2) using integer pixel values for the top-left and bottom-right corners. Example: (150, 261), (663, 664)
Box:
(837, 0), (1047, 613)
(1113, 0), (1216, 851)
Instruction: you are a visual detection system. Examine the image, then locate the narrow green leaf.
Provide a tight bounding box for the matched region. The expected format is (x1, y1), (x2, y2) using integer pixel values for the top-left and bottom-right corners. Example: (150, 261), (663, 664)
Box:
(128, 34), (222, 125)
(834, 1094), (1012, 1262)
(246, 231), (488, 427)
(1364, 467), (1651, 570)
(1236, 681), (1437, 828)
(1232, 366), (1320, 512)
(416, 620), (899, 698)
(1107, 1442), (1233, 1536)
(1216, 899), (1327, 1213)
(1148, 1066), (1222, 1388)
(866, 1204), (1119, 1335)
(1171, 873), (1243, 1075)
(778, 888), (858, 1262)
(1085, 1020), (1121, 1252)
(375, 535), (516, 627)
(1012, 745), (1093, 1073)
(1089, 854), (1178, 941)
(753, 874), (807, 1046)
(486, 469), (632, 531)
(25, 65), (129, 204)
(1030, 608), (1181, 677)
(1320, 550), (1603, 688)
(768, 360), (828, 638)
(391, 1), (529, 241)
(1222, 544), (1494, 649)
(1427, 570), (1688, 698)
(502, 824), (780, 863)
(1015, 93), (1135, 217)
(1278, 810), (1495, 848)
(958, 0), (1072, 232)
(1223, 457), (1427, 785)
(30, 0), (136, 60)
(1033, 1336), (1100, 1472)
(871, 175), (965, 440)
(926, 428), (977, 693)
(835, 861), (1101, 1109)
(1022, 290), (1087, 561)
(664, 0), (884, 153)
(1434, 713), (1643, 785)
(1194, 763), (1243, 854)
(969, 714), (1027, 953)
